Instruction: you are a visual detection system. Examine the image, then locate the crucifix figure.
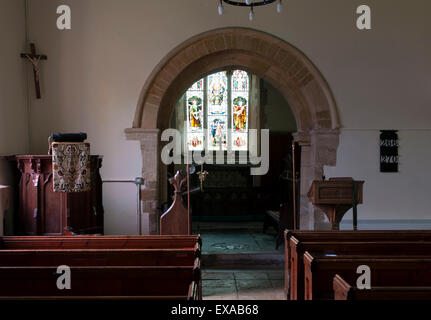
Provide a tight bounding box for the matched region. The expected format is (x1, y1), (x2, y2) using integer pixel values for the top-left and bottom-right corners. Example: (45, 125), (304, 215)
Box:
(197, 164), (208, 191)
(21, 43), (47, 99)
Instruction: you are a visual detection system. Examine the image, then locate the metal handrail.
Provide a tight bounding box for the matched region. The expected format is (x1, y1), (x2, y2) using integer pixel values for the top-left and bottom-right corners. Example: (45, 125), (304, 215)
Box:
(102, 177), (145, 235)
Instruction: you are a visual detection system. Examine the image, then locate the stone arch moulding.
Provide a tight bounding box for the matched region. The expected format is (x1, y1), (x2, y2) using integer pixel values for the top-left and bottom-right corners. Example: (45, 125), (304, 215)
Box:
(125, 27), (341, 233)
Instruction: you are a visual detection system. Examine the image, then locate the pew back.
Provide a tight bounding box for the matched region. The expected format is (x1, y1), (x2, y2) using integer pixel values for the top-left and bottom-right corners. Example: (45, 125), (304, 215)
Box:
(0, 236), (202, 300)
(304, 252), (431, 300)
(1, 235), (201, 250)
(333, 274), (431, 300)
(0, 264), (200, 298)
(0, 249), (198, 266)
(289, 238), (431, 300)
(284, 230), (431, 299)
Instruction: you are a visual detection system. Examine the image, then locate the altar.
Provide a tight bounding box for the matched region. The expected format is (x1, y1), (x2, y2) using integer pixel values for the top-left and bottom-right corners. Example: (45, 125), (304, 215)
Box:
(10, 155), (104, 235)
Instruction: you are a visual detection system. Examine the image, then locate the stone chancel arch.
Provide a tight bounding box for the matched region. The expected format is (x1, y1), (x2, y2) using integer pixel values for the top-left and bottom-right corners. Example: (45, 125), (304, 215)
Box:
(125, 27), (341, 233)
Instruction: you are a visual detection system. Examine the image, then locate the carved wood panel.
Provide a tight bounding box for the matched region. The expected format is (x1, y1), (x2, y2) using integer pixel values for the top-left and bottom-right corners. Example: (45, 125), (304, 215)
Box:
(13, 155), (104, 235)
(160, 171), (189, 235)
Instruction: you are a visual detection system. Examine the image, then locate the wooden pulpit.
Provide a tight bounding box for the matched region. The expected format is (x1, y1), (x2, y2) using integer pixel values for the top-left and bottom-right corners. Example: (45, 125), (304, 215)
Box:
(308, 177), (364, 230)
(12, 155), (104, 235)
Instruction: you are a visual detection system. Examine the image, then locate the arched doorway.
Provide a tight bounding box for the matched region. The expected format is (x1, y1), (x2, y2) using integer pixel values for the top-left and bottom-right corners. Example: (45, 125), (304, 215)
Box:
(125, 27), (340, 233)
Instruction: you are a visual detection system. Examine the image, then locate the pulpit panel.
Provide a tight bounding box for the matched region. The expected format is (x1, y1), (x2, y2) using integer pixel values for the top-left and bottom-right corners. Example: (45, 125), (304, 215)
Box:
(13, 155), (104, 235)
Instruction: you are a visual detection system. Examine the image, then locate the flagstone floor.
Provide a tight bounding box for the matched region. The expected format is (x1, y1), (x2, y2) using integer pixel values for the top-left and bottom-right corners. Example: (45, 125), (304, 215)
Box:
(202, 269), (285, 300)
(193, 221), (283, 254)
(201, 232), (280, 254)
(193, 221), (285, 300)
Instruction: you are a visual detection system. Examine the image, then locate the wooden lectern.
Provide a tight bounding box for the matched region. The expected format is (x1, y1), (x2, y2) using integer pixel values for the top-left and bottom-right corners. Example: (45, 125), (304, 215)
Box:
(308, 177), (364, 230)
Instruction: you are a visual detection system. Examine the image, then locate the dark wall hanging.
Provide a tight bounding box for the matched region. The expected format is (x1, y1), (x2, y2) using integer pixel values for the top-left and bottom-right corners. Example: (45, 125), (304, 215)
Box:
(380, 130), (399, 172)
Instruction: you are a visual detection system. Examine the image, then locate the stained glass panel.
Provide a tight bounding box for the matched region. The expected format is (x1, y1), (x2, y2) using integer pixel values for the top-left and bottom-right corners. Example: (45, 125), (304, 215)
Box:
(231, 70), (249, 150)
(208, 116), (227, 150)
(207, 71), (228, 116)
(186, 79), (204, 151)
(232, 93), (248, 132)
(187, 93), (203, 130)
(186, 132), (204, 150)
(232, 132), (248, 151)
(232, 70), (249, 92)
(189, 78), (204, 91)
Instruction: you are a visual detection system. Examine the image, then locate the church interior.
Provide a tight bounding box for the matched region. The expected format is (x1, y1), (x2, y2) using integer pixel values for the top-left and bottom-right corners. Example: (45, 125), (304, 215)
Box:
(0, 0), (430, 303)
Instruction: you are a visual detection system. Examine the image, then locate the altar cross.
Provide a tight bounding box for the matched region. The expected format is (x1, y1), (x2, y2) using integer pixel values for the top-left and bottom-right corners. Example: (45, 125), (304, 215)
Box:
(197, 164), (208, 191)
(21, 43), (47, 99)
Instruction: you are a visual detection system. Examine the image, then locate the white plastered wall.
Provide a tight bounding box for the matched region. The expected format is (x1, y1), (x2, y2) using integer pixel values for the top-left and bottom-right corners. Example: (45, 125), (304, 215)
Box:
(14, 0), (431, 232)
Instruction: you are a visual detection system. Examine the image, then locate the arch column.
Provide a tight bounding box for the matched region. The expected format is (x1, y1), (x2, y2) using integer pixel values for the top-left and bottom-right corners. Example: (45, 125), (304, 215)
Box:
(125, 128), (160, 234)
(294, 128), (340, 229)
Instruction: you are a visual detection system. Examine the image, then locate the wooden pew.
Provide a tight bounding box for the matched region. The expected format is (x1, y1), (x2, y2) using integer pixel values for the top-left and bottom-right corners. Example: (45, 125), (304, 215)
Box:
(0, 262), (200, 299)
(284, 230), (431, 299)
(1, 235), (201, 250)
(289, 238), (431, 300)
(285, 230), (431, 249)
(0, 249), (199, 266)
(0, 235), (202, 300)
(333, 274), (431, 300)
(304, 252), (431, 300)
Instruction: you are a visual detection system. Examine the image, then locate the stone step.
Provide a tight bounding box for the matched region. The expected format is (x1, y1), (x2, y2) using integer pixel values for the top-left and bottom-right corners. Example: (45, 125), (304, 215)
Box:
(202, 252), (284, 269)
(193, 221), (267, 233)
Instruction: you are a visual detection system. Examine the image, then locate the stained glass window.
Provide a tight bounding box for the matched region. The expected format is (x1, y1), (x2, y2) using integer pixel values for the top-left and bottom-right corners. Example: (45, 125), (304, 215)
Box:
(184, 70), (249, 153)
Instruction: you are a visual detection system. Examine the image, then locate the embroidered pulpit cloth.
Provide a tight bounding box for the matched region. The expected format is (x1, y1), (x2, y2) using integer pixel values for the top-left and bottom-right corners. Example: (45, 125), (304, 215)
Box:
(52, 142), (91, 192)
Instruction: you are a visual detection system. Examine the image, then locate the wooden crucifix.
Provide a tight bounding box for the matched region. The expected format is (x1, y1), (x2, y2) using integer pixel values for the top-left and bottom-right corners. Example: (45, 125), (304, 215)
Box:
(21, 43), (47, 99)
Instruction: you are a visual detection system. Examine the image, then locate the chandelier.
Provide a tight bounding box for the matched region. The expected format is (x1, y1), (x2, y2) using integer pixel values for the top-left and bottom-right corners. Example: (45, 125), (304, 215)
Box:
(218, 0), (283, 21)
